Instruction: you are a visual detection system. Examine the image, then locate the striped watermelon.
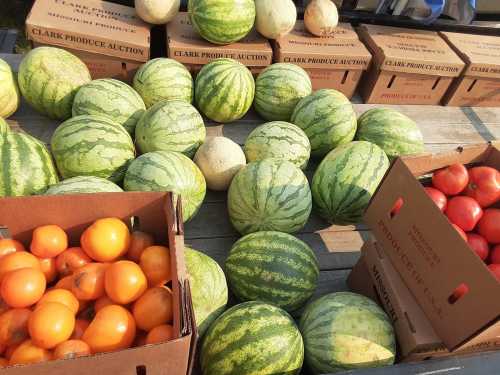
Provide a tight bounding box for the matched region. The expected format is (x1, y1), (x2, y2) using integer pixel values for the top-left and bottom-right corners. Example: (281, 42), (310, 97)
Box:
(44, 176), (123, 195)
(17, 47), (91, 120)
(0, 131), (58, 197)
(133, 58), (193, 108)
(195, 59), (254, 123)
(0, 58), (20, 119)
(291, 89), (357, 158)
(201, 301), (304, 375)
(135, 100), (205, 158)
(123, 150), (206, 222)
(185, 247), (228, 337)
(188, 0), (256, 45)
(228, 158), (312, 235)
(254, 63), (312, 121)
(244, 121), (311, 169)
(225, 231), (319, 312)
(356, 108), (425, 160)
(299, 292), (396, 374)
(72, 79), (146, 135)
(312, 141), (389, 225)
(51, 115), (135, 182)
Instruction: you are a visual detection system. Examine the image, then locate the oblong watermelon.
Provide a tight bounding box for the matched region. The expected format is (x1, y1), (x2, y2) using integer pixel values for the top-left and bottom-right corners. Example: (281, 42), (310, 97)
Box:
(228, 158), (312, 235)
(356, 108), (425, 160)
(135, 100), (206, 158)
(201, 301), (304, 375)
(51, 115), (135, 182)
(17, 47), (91, 120)
(195, 58), (254, 123)
(0, 58), (20, 119)
(254, 63), (312, 121)
(72, 78), (146, 135)
(300, 292), (396, 374)
(312, 141), (389, 225)
(123, 150), (206, 222)
(133, 58), (193, 108)
(226, 231), (319, 312)
(44, 176), (123, 195)
(291, 89), (357, 158)
(188, 0), (256, 45)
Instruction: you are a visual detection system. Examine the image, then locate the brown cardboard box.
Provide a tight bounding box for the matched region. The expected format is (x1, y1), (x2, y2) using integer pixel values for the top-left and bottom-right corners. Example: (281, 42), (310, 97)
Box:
(441, 32), (500, 107)
(365, 142), (500, 351)
(26, 0), (151, 81)
(357, 24), (465, 105)
(274, 21), (372, 96)
(476, 1), (500, 14)
(0, 192), (197, 375)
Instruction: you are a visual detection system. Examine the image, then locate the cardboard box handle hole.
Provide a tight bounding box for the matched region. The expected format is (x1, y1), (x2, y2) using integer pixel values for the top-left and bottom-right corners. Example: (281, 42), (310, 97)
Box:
(389, 197), (404, 219)
(136, 365), (146, 375)
(432, 77), (441, 91)
(387, 75), (396, 89)
(467, 79), (478, 92)
(448, 283), (469, 305)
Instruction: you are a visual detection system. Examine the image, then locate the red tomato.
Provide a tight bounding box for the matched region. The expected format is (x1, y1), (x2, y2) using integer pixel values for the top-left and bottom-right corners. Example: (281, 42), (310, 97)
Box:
(477, 209), (500, 244)
(487, 264), (500, 282)
(432, 164), (469, 196)
(466, 233), (489, 261)
(424, 187), (447, 212)
(445, 196), (483, 232)
(490, 245), (500, 264)
(464, 166), (500, 208)
(451, 224), (467, 241)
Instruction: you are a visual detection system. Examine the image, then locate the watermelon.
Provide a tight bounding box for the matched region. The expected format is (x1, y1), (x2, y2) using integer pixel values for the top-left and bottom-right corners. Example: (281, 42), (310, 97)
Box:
(225, 231), (319, 312)
(17, 47), (91, 120)
(312, 141), (389, 225)
(135, 100), (205, 158)
(184, 247), (228, 337)
(356, 108), (425, 160)
(44, 176), (123, 195)
(228, 158), (312, 235)
(254, 63), (312, 121)
(299, 292), (396, 374)
(0, 58), (20, 119)
(244, 121), (311, 170)
(195, 58), (254, 123)
(291, 89), (357, 158)
(188, 0), (256, 45)
(133, 58), (193, 108)
(201, 301), (304, 375)
(123, 150), (206, 222)
(0, 131), (58, 197)
(72, 78), (146, 135)
(0, 118), (8, 138)
(51, 115), (135, 182)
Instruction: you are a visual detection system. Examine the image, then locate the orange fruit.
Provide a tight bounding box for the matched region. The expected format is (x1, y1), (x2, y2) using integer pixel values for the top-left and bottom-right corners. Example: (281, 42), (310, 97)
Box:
(0, 357), (7, 367)
(71, 263), (107, 300)
(9, 339), (52, 365)
(0, 308), (31, 346)
(29, 302), (75, 349)
(55, 247), (92, 277)
(132, 286), (173, 331)
(55, 274), (74, 291)
(53, 339), (91, 360)
(38, 257), (58, 283)
(82, 304), (136, 353)
(0, 252), (41, 281)
(139, 246), (171, 286)
(1, 268), (46, 308)
(0, 239), (25, 258)
(71, 319), (90, 340)
(127, 231), (154, 263)
(4, 344), (20, 360)
(94, 295), (115, 312)
(81, 218), (131, 262)
(105, 261), (147, 304)
(145, 324), (174, 345)
(36, 289), (79, 315)
(30, 225), (68, 258)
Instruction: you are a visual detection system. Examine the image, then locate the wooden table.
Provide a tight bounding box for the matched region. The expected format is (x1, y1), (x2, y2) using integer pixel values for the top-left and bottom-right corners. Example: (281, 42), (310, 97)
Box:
(2, 53), (500, 374)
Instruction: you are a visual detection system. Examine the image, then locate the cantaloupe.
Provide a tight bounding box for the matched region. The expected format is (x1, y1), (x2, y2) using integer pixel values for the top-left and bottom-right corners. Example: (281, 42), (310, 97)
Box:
(304, 0), (339, 36)
(255, 0), (297, 39)
(135, 0), (180, 25)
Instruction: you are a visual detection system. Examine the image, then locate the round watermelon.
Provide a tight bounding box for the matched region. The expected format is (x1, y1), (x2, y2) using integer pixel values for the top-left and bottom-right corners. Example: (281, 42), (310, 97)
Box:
(356, 108), (425, 160)
(300, 292), (396, 374)
(185, 247), (228, 337)
(201, 301), (304, 375)
(226, 231), (319, 312)
(254, 63), (312, 121)
(72, 78), (146, 135)
(0, 58), (20, 119)
(135, 100), (205, 158)
(17, 47), (91, 120)
(188, 0), (256, 45)
(133, 58), (193, 108)
(228, 158), (312, 235)
(123, 150), (206, 222)
(195, 58), (254, 123)
(51, 115), (135, 182)
(312, 141), (389, 225)
(44, 176), (123, 195)
(244, 121), (311, 169)
(291, 89), (357, 158)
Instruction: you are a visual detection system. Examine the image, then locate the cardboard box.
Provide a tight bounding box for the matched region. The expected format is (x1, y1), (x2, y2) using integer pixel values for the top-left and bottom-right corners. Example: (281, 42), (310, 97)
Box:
(364, 142), (500, 351)
(274, 21), (372, 96)
(440, 32), (500, 107)
(0, 192), (197, 375)
(26, 0), (150, 81)
(357, 24), (465, 105)
(476, 1), (500, 14)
